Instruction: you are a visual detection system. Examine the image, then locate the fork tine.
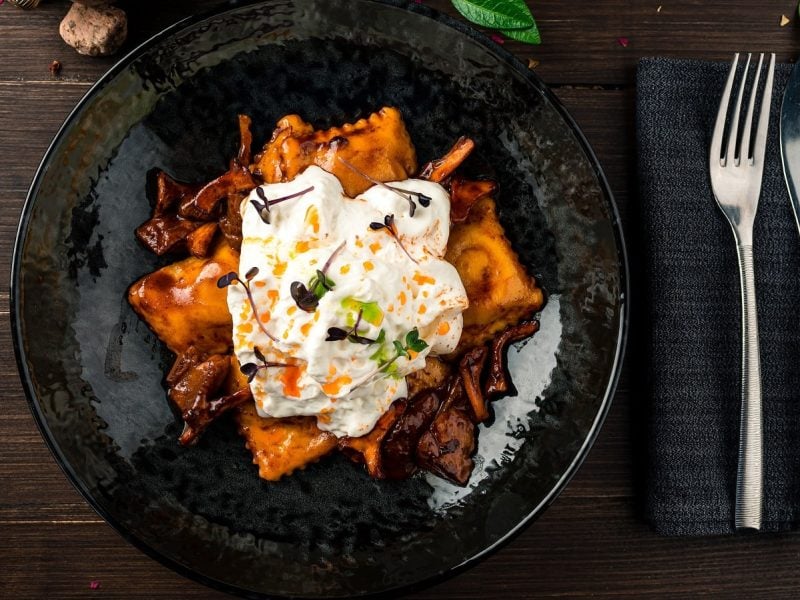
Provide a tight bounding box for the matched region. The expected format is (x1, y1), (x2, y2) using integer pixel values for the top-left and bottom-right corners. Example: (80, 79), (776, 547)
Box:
(739, 53), (764, 165)
(711, 53), (740, 166)
(752, 53), (776, 166)
(725, 53), (752, 165)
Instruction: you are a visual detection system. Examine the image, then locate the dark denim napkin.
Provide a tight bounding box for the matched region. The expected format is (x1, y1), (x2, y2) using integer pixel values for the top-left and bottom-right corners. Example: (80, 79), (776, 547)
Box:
(638, 57), (800, 535)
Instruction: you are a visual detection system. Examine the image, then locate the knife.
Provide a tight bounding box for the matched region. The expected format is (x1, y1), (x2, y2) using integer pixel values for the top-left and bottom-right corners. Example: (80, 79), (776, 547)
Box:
(781, 61), (800, 235)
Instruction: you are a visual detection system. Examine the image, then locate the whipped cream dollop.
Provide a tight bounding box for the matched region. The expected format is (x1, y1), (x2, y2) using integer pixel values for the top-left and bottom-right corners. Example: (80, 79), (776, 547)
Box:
(227, 166), (468, 437)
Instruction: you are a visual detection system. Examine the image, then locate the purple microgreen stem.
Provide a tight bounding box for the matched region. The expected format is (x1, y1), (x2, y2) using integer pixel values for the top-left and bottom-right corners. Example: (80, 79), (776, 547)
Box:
(337, 156), (417, 216)
(368, 213), (417, 264)
(387, 185), (432, 207)
(291, 241), (346, 311)
(217, 268), (279, 342)
(251, 185), (315, 224)
(325, 308), (376, 344)
(348, 328), (428, 390)
(240, 346), (292, 383)
(322, 240), (346, 273)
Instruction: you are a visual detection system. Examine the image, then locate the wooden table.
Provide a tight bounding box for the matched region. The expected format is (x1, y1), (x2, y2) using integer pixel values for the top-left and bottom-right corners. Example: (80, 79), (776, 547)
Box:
(3, 1), (800, 597)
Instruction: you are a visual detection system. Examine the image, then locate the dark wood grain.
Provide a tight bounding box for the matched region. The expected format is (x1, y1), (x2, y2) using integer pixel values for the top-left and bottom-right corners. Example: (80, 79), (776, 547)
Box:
(3, 1), (799, 85)
(2, 1), (799, 598)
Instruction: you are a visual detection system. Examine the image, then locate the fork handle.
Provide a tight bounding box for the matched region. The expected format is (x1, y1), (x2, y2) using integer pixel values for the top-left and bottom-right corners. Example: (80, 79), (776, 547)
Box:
(735, 244), (763, 530)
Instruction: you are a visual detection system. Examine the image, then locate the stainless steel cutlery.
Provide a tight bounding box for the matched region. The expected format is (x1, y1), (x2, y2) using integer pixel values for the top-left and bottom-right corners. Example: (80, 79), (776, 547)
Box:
(710, 52), (775, 531)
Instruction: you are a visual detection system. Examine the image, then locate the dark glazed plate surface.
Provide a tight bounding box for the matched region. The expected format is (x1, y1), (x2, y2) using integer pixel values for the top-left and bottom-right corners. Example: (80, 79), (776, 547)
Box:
(11, 1), (627, 597)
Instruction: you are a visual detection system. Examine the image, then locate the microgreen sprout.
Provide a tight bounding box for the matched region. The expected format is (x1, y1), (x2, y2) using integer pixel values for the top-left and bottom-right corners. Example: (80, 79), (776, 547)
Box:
(217, 267), (279, 342)
(239, 346), (291, 383)
(377, 328), (429, 373)
(290, 281), (319, 312)
(325, 309), (379, 345)
(368, 214), (417, 264)
(308, 269), (336, 298)
(250, 185), (315, 224)
(289, 241), (346, 312)
(348, 328), (429, 390)
(387, 185), (431, 207)
(337, 156), (429, 217)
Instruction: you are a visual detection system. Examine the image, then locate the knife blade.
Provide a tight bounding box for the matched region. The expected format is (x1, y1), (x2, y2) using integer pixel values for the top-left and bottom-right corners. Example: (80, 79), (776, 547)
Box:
(780, 61), (800, 236)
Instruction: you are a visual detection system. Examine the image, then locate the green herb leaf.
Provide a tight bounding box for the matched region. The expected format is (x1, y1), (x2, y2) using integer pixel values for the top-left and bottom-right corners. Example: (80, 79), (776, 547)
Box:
(499, 22), (541, 45)
(385, 361), (402, 378)
(375, 329), (386, 344)
(341, 297), (384, 326)
(393, 340), (407, 358)
(309, 271), (336, 299)
(370, 343), (389, 363)
(404, 328), (428, 353)
(319, 270), (335, 290)
(408, 338), (429, 353)
(450, 0), (534, 30)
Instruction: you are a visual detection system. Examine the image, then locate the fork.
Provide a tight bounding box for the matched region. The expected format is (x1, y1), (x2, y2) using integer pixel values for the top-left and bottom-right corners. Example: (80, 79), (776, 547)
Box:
(709, 52), (775, 531)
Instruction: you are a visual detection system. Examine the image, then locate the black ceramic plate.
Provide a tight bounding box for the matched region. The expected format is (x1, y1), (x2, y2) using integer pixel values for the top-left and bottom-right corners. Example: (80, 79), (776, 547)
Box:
(11, 1), (627, 597)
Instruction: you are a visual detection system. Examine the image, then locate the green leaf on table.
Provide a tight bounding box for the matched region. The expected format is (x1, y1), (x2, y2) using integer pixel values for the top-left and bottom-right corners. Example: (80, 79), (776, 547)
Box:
(450, 0), (535, 30)
(499, 22), (541, 45)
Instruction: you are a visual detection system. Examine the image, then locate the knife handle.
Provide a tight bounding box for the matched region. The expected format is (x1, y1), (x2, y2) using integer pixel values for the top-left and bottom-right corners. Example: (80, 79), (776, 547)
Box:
(735, 244), (763, 531)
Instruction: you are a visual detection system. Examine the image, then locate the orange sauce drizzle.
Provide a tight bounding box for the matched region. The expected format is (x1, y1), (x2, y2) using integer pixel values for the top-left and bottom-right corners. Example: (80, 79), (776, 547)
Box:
(322, 375), (352, 396)
(279, 365), (303, 397)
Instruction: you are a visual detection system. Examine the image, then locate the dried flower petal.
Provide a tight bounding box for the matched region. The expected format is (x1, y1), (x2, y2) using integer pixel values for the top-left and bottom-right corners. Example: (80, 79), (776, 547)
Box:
(490, 33), (505, 45)
(49, 60), (62, 76)
(781, 14), (790, 26)
(89, 580), (101, 590)
(617, 37), (629, 48)
(527, 58), (540, 69)
(657, 5), (662, 12)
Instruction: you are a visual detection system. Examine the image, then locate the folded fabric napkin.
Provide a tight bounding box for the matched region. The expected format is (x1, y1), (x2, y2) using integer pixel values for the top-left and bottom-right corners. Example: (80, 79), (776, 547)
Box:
(638, 57), (800, 535)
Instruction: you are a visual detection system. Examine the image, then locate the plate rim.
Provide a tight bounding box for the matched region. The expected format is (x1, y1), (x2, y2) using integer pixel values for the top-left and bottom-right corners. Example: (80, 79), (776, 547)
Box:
(9, 0), (630, 597)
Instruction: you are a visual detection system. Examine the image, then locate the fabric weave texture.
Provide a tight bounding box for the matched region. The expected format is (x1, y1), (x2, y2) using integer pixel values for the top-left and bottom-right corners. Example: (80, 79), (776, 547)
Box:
(638, 57), (800, 535)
